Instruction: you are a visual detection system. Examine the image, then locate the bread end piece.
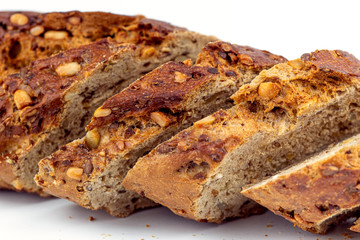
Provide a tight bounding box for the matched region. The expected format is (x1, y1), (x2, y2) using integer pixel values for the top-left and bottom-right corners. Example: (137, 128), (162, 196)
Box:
(242, 134), (360, 234)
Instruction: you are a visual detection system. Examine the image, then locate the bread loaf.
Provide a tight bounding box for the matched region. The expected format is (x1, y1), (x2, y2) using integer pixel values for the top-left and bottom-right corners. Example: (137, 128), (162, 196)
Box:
(35, 41), (286, 217)
(123, 49), (360, 223)
(242, 134), (360, 234)
(0, 12), (216, 194)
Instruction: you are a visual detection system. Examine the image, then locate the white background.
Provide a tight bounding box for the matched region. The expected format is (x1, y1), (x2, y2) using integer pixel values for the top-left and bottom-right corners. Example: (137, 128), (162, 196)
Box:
(1, 0), (360, 239)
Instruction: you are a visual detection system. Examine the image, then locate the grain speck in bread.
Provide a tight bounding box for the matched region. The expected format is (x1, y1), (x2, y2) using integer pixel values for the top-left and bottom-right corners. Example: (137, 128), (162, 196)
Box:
(0, 12), (217, 194)
(123, 49), (360, 223)
(35, 41), (286, 217)
(242, 134), (360, 234)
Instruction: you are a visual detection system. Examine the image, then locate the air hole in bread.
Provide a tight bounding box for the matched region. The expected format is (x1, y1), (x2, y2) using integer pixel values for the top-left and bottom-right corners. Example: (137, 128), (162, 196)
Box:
(9, 40), (21, 59)
(279, 207), (295, 219)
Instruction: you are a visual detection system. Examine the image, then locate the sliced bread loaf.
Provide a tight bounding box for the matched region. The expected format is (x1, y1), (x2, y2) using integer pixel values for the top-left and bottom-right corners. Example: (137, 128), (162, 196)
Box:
(241, 134), (360, 234)
(0, 11), (216, 192)
(35, 41), (286, 217)
(0, 20), (215, 194)
(123, 50), (360, 223)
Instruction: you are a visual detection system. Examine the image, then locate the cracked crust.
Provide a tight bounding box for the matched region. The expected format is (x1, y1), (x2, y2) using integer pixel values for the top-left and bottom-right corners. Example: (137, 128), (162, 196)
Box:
(35, 41), (286, 217)
(123, 49), (360, 223)
(242, 134), (360, 234)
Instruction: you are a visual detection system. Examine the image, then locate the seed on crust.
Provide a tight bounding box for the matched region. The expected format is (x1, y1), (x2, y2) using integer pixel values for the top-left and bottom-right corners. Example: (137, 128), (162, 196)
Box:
(221, 43), (231, 52)
(239, 54), (254, 65)
(174, 71), (188, 83)
(55, 62), (81, 77)
(258, 82), (281, 100)
(183, 59), (193, 67)
(94, 108), (111, 118)
(68, 16), (81, 25)
(288, 59), (305, 70)
(141, 46), (156, 58)
(150, 112), (171, 127)
(30, 26), (45, 36)
(85, 129), (101, 149)
(194, 115), (215, 126)
(116, 140), (125, 151)
(66, 167), (84, 180)
(44, 30), (68, 40)
(14, 90), (32, 109)
(10, 13), (28, 25)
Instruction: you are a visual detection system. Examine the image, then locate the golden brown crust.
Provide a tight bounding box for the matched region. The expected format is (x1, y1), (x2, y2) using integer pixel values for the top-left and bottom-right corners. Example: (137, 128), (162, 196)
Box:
(123, 49), (360, 223)
(301, 50), (360, 77)
(232, 50), (360, 118)
(242, 137), (360, 234)
(0, 11), (215, 193)
(88, 41), (287, 130)
(123, 105), (274, 221)
(197, 41), (286, 70)
(87, 62), (217, 130)
(0, 11), (184, 79)
(0, 39), (134, 191)
(0, 39), (130, 152)
(37, 140), (95, 206)
(0, 178), (15, 190)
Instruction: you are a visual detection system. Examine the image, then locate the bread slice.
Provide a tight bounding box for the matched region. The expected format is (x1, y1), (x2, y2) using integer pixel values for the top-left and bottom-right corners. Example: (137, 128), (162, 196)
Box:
(35, 41), (286, 217)
(0, 11), (207, 79)
(123, 49), (360, 223)
(0, 19), (216, 194)
(241, 134), (360, 234)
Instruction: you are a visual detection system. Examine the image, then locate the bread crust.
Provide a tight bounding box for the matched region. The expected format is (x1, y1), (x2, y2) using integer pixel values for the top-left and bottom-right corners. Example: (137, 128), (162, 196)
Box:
(0, 11), (184, 79)
(232, 50), (360, 117)
(87, 41), (286, 130)
(0, 39), (134, 192)
(0, 11), (217, 193)
(123, 49), (360, 222)
(35, 41), (286, 216)
(242, 135), (360, 234)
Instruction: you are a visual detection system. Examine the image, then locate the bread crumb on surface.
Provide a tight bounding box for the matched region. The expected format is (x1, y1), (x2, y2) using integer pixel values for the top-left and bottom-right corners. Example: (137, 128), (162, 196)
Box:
(89, 216), (95, 221)
(146, 224), (150, 228)
(342, 232), (353, 239)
